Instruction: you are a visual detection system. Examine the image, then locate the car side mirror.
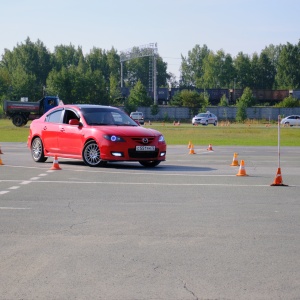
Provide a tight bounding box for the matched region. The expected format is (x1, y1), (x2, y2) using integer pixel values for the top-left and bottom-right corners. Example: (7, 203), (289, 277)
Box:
(69, 119), (81, 126)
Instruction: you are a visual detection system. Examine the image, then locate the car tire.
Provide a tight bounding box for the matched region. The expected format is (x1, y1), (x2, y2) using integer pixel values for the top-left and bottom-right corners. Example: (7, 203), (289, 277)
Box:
(203, 120), (208, 126)
(31, 137), (48, 162)
(139, 160), (161, 167)
(214, 121), (217, 126)
(83, 141), (107, 167)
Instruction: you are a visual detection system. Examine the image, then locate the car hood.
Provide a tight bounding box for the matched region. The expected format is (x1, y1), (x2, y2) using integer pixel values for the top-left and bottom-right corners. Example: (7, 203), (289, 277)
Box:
(95, 126), (162, 136)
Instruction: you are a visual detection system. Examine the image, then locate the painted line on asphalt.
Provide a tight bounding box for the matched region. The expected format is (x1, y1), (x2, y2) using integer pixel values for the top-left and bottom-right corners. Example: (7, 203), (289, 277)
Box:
(0, 191), (10, 195)
(8, 186), (20, 190)
(0, 207), (31, 210)
(0, 173), (49, 196)
(0, 179), (294, 187)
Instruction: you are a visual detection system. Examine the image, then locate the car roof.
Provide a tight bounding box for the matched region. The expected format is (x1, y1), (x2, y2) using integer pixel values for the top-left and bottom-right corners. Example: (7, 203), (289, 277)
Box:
(59, 104), (119, 111)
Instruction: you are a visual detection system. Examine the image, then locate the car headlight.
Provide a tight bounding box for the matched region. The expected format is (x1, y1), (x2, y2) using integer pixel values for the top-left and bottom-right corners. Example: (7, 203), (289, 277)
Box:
(103, 134), (125, 142)
(158, 135), (165, 142)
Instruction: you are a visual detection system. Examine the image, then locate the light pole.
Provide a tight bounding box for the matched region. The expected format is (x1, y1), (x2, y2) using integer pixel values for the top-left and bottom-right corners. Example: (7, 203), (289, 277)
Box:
(234, 78), (236, 103)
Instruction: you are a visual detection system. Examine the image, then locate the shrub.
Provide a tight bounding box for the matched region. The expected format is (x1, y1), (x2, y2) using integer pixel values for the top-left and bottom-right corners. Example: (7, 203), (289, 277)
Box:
(275, 95), (300, 107)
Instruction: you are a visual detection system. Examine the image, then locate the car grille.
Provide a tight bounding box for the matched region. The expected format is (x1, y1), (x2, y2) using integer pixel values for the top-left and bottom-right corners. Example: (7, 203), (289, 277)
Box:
(131, 137), (155, 145)
(128, 148), (159, 158)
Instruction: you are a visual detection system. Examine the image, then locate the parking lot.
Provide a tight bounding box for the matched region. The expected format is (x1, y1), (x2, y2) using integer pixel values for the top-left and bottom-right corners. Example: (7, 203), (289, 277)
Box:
(1, 143), (300, 299)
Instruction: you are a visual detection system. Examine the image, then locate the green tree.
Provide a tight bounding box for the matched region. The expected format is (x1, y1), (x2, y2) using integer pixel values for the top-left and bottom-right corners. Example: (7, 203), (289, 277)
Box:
(46, 66), (107, 104)
(251, 52), (276, 89)
(258, 52), (276, 89)
(240, 87), (255, 107)
(234, 52), (252, 89)
(125, 55), (168, 89)
(52, 44), (84, 71)
(200, 52), (217, 88)
(109, 74), (123, 105)
(219, 94), (228, 106)
(169, 90), (183, 106)
(106, 47), (121, 79)
(10, 66), (38, 100)
(275, 42), (300, 89)
(180, 44), (210, 87)
(236, 99), (248, 122)
(235, 87), (254, 122)
(0, 67), (10, 100)
(125, 80), (151, 113)
(200, 50), (234, 89)
(1, 37), (52, 99)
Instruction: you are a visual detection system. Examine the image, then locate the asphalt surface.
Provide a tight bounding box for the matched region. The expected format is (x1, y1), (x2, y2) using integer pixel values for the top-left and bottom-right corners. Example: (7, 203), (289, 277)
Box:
(0, 142), (300, 300)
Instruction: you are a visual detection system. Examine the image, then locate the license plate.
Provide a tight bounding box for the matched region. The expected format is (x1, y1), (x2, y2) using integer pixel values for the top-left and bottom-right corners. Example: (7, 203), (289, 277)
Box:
(136, 146), (155, 151)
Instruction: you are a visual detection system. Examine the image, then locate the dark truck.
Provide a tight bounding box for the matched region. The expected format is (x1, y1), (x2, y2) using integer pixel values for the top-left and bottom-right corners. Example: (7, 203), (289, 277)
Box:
(3, 96), (60, 127)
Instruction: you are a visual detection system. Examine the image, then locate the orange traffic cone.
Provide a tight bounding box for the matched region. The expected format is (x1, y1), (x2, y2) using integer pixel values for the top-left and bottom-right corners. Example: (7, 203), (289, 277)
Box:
(0, 154), (4, 166)
(50, 155), (61, 170)
(189, 144), (195, 154)
(207, 144), (213, 151)
(271, 168), (288, 186)
(236, 160), (248, 176)
(188, 141), (192, 149)
(230, 152), (239, 166)
(0, 146), (3, 154)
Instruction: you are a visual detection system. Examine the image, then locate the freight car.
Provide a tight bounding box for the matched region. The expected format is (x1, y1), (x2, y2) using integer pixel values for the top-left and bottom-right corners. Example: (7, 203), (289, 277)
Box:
(120, 87), (293, 105)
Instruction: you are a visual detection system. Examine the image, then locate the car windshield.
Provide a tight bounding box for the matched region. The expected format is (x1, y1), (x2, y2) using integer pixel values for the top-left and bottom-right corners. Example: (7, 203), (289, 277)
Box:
(197, 113), (208, 118)
(80, 107), (138, 126)
(131, 113), (142, 117)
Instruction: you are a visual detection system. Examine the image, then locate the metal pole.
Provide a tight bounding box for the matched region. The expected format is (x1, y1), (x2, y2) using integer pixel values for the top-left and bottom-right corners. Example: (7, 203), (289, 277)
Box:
(234, 78), (236, 103)
(278, 114), (280, 168)
(120, 62), (123, 88)
(153, 54), (157, 105)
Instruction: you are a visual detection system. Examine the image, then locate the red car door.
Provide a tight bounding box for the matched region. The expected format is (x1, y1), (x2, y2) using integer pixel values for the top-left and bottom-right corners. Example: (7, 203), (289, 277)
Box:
(41, 109), (63, 154)
(58, 124), (84, 156)
(58, 109), (84, 156)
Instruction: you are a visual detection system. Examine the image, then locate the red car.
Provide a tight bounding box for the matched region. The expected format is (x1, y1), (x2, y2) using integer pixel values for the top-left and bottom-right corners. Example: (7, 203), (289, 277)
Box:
(27, 104), (167, 167)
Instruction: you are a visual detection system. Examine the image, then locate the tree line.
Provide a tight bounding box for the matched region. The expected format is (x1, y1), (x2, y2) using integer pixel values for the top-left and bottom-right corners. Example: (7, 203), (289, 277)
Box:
(1, 37), (300, 110)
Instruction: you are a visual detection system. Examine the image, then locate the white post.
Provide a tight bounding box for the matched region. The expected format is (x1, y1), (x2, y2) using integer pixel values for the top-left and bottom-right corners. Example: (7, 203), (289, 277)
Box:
(278, 114), (281, 168)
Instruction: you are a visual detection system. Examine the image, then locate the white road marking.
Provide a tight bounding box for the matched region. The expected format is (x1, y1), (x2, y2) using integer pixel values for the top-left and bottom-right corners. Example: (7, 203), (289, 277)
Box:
(0, 191), (9, 195)
(8, 186), (20, 190)
(0, 207), (31, 210)
(20, 181), (31, 185)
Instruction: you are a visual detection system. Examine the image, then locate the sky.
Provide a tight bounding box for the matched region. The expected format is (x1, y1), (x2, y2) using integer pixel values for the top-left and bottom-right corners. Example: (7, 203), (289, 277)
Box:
(1, 0), (299, 80)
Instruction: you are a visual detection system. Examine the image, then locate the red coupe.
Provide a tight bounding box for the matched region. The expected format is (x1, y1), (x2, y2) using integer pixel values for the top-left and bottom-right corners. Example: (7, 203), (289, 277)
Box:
(27, 104), (167, 167)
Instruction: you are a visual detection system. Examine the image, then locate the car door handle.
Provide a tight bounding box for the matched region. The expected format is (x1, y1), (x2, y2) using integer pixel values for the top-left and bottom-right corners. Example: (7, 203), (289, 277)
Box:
(43, 126), (47, 130)
(60, 128), (65, 132)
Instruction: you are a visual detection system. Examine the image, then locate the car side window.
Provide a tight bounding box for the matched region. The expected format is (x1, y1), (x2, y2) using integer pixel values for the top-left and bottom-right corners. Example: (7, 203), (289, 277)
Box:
(45, 109), (63, 123)
(63, 109), (80, 124)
